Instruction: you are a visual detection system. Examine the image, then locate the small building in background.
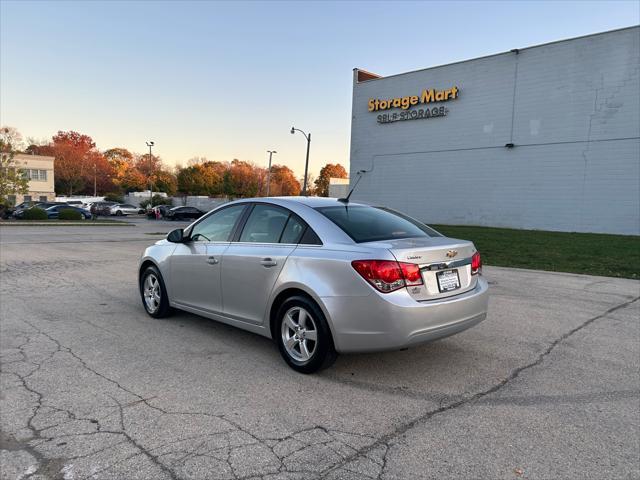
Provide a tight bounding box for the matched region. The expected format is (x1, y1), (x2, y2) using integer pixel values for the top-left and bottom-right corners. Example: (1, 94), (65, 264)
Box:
(328, 177), (349, 198)
(10, 154), (55, 204)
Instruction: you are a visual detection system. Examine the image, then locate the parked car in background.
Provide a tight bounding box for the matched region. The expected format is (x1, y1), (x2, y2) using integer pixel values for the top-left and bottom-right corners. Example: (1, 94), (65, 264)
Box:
(165, 206), (204, 221)
(146, 205), (172, 219)
(12, 201), (37, 212)
(86, 201), (117, 216)
(12, 202), (66, 218)
(65, 200), (85, 208)
(3, 201), (35, 218)
(110, 203), (142, 216)
(138, 197), (489, 373)
(45, 205), (91, 219)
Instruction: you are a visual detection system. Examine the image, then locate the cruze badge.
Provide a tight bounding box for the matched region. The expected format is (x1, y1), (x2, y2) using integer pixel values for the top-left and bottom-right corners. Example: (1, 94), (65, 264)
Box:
(446, 250), (458, 258)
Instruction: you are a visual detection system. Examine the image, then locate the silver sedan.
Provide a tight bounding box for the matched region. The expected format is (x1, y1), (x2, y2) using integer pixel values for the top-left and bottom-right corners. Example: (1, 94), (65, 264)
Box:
(139, 197), (489, 373)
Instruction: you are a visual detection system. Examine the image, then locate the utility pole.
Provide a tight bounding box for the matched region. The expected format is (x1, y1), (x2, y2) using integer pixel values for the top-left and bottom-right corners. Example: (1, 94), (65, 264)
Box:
(146, 141), (154, 204)
(93, 163), (97, 197)
(266, 150), (276, 196)
(290, 127), (311, 195)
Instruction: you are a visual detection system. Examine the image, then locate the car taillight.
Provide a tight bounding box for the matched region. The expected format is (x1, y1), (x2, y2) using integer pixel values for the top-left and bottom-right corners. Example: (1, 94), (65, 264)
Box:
(351, 260), (424, 293)
(471, 251), (482, 275)
(399, 262), (423, 286)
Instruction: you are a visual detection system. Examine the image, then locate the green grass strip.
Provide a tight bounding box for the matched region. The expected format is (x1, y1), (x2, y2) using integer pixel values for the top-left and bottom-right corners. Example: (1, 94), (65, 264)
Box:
(432, 225), (639, 280)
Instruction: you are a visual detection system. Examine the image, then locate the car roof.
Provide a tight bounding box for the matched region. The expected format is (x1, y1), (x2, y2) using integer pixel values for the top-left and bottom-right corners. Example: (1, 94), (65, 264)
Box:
(233, 196), (371, 209)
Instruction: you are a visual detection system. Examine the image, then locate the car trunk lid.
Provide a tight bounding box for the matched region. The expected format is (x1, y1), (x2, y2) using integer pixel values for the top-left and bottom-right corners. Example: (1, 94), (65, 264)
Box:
(363, 237), (479, 300)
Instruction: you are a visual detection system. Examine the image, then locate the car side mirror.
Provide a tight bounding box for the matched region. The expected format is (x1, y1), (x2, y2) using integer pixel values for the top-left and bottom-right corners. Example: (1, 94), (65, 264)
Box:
(167, 228), (186, 243)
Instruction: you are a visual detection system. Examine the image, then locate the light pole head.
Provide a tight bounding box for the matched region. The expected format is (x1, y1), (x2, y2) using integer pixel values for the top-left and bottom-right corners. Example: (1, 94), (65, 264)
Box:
(146, 141), (154, 147)
(290, 127), (295, 135)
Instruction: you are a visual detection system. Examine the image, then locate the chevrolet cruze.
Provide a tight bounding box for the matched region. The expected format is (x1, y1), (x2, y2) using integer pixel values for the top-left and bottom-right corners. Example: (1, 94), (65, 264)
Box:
(139, 197), (489, 373)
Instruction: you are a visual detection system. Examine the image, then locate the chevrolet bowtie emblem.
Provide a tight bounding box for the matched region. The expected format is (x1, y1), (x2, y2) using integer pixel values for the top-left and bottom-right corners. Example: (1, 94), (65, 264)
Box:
(446, 250), (458, 258)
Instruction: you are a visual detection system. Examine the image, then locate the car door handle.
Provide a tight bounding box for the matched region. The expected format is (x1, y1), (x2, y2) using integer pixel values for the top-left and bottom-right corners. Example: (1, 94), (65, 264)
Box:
(207, 256), (219, 265)
(260, 258), (277, 267)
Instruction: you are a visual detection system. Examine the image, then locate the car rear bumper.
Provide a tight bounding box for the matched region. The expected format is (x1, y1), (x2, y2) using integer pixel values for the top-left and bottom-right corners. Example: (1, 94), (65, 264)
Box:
(321, 276), (489, 353)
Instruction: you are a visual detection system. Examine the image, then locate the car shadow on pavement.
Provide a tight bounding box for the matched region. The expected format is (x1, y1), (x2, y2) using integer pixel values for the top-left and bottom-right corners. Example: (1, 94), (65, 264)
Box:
(154, 307), (480, 397)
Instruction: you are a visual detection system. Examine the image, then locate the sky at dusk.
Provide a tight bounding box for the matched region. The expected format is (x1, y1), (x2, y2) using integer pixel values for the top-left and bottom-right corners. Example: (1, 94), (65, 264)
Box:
(1, 0), (638, 177)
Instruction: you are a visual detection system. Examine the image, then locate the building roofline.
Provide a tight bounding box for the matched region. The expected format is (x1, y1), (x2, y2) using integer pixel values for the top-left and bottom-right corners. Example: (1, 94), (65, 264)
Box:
(14, 153), (55, 161)
(354, 24), (639, 85)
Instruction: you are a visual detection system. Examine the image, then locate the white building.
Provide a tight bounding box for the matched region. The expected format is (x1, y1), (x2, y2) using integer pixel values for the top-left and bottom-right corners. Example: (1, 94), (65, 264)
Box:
(8, 154), (55, 204)
(349, 26), (639, 235)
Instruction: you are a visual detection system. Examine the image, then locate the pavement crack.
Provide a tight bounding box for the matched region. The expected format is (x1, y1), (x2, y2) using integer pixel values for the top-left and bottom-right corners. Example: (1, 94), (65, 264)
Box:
(320, 295), (640, 478)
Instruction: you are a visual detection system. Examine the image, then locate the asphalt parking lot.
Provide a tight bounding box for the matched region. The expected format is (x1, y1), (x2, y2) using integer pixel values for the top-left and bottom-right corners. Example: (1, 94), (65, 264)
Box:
(1, 221), (638, 480)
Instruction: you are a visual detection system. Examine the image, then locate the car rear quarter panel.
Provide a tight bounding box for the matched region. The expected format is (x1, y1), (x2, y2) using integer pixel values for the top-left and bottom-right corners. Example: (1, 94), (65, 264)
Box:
(266, 243), (396, 339)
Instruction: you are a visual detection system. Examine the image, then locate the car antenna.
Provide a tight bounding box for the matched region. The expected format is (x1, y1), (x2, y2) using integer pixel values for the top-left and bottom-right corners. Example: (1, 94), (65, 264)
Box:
(338, 170), (367, 204)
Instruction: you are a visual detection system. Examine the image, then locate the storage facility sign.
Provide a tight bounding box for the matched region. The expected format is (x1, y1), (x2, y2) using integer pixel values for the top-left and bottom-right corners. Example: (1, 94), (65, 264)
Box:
(368, 86), (460, 124)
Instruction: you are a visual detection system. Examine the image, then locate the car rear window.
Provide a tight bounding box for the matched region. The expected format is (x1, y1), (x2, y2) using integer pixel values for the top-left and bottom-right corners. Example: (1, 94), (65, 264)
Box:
(315, 205), (441, 243)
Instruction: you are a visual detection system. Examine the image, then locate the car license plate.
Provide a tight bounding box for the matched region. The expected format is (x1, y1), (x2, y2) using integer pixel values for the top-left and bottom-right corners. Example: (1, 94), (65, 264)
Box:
(436, 269), (460, 293)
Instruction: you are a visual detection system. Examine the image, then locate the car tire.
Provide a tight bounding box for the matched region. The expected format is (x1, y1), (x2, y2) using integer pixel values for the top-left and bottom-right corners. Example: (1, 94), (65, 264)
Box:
(275, 296), (337, 374)
(139, 265), (172, 318)
(116, 210), (123, 216)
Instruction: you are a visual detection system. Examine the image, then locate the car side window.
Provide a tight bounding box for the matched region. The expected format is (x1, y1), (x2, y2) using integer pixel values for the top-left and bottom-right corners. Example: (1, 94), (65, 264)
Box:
(280, 214), (306, 244)
(299, 226), (322, 245)
(190, 205), (245, 242)
(239, 205), (289, 243)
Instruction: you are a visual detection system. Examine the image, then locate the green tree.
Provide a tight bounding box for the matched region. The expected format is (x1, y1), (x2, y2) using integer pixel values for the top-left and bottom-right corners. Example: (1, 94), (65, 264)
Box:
(0, 127), (29, 205)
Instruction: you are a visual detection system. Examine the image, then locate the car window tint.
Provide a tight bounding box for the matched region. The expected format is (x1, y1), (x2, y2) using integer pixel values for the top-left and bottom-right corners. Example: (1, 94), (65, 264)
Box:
(315, 205), (439, 243)
(190, 205), (245, 242)
(280, 215), (306, 244)
(299, 227), (322, 245)
(240, 205), (289, 243)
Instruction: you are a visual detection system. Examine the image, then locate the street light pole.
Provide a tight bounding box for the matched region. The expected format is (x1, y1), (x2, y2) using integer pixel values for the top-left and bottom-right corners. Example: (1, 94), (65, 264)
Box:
(266, 150), (277, 197)
(290, 127), (311, 195)
(145, 141), (154, 204)
(93, 163), (97, 197)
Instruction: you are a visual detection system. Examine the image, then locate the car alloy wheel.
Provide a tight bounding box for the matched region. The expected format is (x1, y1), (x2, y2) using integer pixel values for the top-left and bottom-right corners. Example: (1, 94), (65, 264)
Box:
(276, 296), (337, 373)
(281, 306), (318, 362)
(143, 273), (161, 314)
(139, 266), (172, 318)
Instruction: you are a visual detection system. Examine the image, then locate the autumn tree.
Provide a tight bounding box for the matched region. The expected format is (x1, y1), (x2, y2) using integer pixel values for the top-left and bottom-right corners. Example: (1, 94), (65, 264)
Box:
(135, 153), (176, 195)
(314, 163), (348, 197)
(104, 148), (145, 192)
(177, 161), (226, 196)
(0, 127), (29, 204)
(223, 160), (263, 198)
(154, 170), (178, 196)
(78, 150), (115, 195)
(49, 131), (98, 196)
(268, 165), (301, 196)
(25, 138), (54, 156)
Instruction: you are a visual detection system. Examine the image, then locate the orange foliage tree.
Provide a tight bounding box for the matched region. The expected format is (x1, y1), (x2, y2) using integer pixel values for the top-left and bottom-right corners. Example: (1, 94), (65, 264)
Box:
(177, 161), (227, 196)
(50, 131), (100, 196)
(223, 160), (265, 198)
(104, 148), (146, 192)
(314, 163), (348, 197)
(134, 153), (177, 195)
(268, 165), (301, 196)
